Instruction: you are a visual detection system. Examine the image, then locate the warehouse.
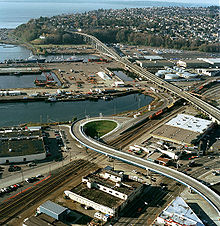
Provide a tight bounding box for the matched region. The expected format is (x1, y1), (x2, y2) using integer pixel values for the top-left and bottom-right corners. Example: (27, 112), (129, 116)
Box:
(198, 58), (220, 67)
(156, 197), (204, 226)
(64, 167), (143, 216)
(37, 200), (68, 221)
(97, 72), (111, 80)
(177, 59), (210, 68)
(151, 114), (213, 146)
(166, 114), (213, 134)
(0, 126), (46, 164)
(23, 213), (67, 226)
(136, 60), (174, 68)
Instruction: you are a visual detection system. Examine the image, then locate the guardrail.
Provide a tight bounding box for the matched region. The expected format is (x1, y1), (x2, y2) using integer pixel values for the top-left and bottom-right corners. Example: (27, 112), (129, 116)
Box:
(70, 119), (220, 216)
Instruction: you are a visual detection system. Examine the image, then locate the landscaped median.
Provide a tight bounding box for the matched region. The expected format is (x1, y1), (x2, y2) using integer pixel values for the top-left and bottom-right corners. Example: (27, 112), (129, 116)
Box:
(83, 120), (117, 139)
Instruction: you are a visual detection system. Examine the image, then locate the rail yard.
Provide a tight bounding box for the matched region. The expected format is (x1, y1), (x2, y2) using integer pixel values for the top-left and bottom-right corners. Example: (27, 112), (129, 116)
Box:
(0, 32), (220, 226)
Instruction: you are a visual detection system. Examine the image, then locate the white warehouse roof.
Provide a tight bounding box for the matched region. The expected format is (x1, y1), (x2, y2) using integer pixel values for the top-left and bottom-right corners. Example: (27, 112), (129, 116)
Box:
(158, 197), (204, 226)
(198, 58), (220, 65)
(97, 72), (111, 80)
(166, 114), (212, 133)
(143, 55), (164, 60)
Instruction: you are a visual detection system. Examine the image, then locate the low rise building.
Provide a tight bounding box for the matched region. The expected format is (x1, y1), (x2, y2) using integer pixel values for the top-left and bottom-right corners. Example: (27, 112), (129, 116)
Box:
(152, 114), (213, 146)
(64, 167), (144, 216)
(136, 60), (174, 69)
(23, 213), (67, 226)
(97, 72), (111, 81)
(177, 60), (210, 68)
(157, 196), (204, 226)
(196, 68), (220, 77)
(0, 126), (46, 164)
(37, 201), (68, 221)
(198, 58), (220, 67)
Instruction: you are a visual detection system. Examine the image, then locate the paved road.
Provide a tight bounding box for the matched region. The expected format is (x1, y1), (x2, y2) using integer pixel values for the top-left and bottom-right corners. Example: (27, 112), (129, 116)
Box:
(71, 118), (220, 216)
(73, 32), (220, 124)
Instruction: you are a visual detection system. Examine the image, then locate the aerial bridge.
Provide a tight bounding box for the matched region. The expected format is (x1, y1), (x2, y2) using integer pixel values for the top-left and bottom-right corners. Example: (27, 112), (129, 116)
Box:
(71, 31), (220, 124)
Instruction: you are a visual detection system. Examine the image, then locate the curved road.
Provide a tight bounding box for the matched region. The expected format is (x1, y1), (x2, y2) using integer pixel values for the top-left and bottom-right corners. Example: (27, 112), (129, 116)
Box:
(70, 118), (220, 216)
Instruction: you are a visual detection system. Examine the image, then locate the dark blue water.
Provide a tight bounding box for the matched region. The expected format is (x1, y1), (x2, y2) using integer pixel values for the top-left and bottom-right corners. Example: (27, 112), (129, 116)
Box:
(0, 0), (212, 29)
(0, 93), (153, 127)
(0, 72), (61, 89)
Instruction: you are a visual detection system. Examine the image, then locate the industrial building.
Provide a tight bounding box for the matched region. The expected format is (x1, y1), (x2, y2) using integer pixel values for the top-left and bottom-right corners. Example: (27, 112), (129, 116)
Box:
(136, 59), (174, 69)
(0, 126), (46, 164)
(166, 114), (213, 134)
(146, 152), (171, 165)
(23, 213), (67, 226)
(198, 58), (220, 67)
(177, 59), (210, 68)
(156, 67), (198, 81)
(113, 81), (125, 87)
(156, 196), (204, 226)
(152, 114), (213, 146)
(143, 55), (164, 60)
(164, 73), (180, 80)
(64, 166), (143, 217)
(196, 68), (220, 77)
(97, 72), (111, 80)
(37, 200), (68, 221)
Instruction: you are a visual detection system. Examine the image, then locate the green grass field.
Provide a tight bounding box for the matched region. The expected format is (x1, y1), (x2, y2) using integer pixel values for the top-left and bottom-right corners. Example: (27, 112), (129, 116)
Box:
(83, 120), (117, 138)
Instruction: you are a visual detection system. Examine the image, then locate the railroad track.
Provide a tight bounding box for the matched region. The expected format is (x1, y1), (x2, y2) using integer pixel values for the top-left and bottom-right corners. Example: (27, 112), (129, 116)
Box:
(115, 177), (184, 226)
(108, 106), (185, 149)
(0, 159), (95, 225)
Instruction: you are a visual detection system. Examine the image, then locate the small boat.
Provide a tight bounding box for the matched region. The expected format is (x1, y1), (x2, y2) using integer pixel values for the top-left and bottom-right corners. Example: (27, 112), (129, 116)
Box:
(102, 96), (113, 101)
(47, 97), (57, 102)
(13, 72), (22, 76)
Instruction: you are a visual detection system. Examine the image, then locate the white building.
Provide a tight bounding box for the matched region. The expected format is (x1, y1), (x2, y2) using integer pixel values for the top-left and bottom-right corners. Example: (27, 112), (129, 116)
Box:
(196, 68), (220, 77)
(114, 81), (125, 87)
(157, 197), (204, 226)
(166, 114), (213, 134)
(198, 58), (220, 67)
(97, 72), (111, 81)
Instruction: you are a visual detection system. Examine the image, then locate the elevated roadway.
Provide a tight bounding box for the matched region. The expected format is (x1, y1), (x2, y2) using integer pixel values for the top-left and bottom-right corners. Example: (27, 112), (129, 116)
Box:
(71, 118), (220, 216)
(73, 32), (220, 124)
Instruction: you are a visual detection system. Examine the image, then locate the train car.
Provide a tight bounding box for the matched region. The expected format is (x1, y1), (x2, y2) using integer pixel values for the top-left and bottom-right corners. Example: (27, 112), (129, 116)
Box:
(155, 109), (163, 116)
(167, 103), (174, 109)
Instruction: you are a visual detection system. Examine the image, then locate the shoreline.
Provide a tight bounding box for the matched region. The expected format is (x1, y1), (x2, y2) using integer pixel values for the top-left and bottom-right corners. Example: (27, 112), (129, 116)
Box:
(0, 90), (149, 104)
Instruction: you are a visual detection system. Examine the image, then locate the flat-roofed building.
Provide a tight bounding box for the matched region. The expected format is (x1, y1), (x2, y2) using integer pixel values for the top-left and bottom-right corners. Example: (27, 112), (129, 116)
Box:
(23, 213), (67, 226)
(166, 114), (212, 134)
(64, 167), (143, 216)
(157, 196), (204, 226)
(136, 60), (174, 68)
(198, 58), (220, 67)
(177, 60), (210, 68)
(37, 201), (68, 221)
(196, 68), (220, 76)
(152, 114), (213, 146)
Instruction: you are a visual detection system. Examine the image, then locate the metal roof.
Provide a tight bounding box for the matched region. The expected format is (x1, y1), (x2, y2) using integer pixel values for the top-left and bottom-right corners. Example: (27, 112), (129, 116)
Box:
(40, 200), (68, 215)
(159, 197), (204, 226)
